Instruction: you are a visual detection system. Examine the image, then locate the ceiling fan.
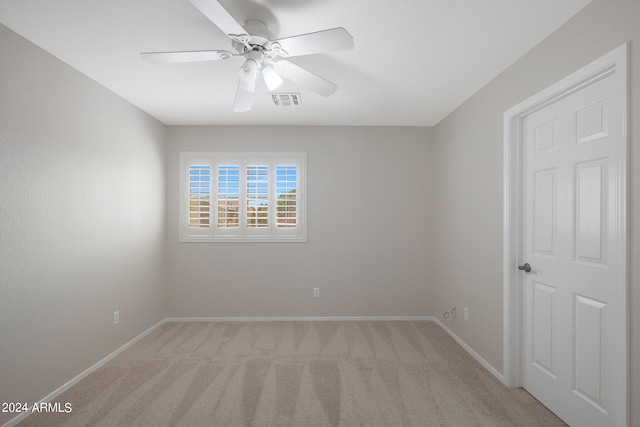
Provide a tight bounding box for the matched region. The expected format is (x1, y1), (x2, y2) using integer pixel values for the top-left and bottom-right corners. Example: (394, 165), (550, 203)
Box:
(141, 0), (354, 112)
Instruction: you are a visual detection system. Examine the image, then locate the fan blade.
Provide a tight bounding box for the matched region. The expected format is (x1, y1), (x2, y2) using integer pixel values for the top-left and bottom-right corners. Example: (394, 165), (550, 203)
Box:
(188, 0), (248, 42)
(273, 27), (353, 57)
(234, 65), (257, 112)
(273, 60), (337, 97)
(140, 50), (233, 64)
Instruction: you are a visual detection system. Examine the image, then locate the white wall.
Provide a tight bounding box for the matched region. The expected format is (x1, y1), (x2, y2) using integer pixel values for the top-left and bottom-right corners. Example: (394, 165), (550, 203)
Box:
(432, 0), (640, 423)
(166, 126), (433, 318)
(0, 25), (167, 425)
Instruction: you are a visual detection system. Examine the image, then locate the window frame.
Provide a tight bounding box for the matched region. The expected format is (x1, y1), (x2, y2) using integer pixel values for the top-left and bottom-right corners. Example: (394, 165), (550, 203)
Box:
(179, 151), (307, 243)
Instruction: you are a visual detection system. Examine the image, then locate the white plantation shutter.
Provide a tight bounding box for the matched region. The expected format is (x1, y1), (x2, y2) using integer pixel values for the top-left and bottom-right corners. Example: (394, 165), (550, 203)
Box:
(217, 165), (240, 229)
(179, 152), (306, 242)
(188, 165), (211, 228)
(246, 165), (269, 228)
(276, 165), (297, 228)
(180, 157), (213, 238)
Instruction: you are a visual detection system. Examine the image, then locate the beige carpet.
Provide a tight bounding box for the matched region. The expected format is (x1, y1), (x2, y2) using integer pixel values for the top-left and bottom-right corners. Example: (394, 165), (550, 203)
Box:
(19, 321), (565, 426)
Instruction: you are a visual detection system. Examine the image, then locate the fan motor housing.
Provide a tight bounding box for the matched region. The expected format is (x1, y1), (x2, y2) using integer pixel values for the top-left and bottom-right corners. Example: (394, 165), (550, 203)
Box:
(232, 20), (275, 55)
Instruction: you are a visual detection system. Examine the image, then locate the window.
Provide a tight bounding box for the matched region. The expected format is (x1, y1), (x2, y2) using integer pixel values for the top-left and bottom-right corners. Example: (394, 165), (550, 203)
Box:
(180, 152), (306, 242)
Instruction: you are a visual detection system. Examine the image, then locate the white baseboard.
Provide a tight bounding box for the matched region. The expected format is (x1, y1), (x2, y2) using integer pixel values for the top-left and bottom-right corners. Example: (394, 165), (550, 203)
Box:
(165, 316), (436, 322)
(2, 318), (167, 427)
(432, 317), (504, 383)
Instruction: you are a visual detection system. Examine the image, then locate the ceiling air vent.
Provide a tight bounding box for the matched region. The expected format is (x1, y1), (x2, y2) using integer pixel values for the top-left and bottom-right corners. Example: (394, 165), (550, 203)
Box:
(271, 93), (301, 107)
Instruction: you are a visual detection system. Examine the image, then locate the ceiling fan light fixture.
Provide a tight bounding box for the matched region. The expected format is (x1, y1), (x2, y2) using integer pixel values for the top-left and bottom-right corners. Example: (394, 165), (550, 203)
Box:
(261, 65), (284, 91)
(239, 58), (258, 83)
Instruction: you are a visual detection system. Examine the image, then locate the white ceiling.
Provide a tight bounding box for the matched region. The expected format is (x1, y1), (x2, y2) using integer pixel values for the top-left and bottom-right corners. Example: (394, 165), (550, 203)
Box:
(0, 0), (591, 126)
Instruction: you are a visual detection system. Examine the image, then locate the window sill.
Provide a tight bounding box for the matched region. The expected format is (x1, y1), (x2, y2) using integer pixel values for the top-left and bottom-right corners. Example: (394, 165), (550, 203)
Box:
(179, 235), (307, 243)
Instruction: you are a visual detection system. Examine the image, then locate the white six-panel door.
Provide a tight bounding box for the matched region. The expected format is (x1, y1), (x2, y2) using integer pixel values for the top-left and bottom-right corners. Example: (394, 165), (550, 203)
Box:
(516, 48), (627, 426)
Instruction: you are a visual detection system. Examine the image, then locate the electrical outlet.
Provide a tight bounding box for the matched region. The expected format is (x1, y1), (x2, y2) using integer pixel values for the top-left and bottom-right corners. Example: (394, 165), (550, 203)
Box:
(113, 311), (119, 325)
(313, 288), (319, 298)
(463, 307), (469, 321)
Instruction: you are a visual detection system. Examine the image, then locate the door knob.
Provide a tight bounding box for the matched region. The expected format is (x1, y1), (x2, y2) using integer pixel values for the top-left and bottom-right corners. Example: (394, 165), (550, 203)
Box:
(518, 263), (532, 273)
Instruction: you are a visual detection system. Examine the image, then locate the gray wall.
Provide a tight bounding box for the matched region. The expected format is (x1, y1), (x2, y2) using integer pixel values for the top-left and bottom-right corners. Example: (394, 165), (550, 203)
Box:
(432, 0), (640, 423)
(165, 126), (434, 318)
(0, 26), (167, 425)
(2, 0), (639, 423)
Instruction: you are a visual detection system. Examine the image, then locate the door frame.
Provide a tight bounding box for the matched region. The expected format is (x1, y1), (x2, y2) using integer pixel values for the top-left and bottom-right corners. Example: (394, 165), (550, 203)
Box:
(502, 43), (628, 424)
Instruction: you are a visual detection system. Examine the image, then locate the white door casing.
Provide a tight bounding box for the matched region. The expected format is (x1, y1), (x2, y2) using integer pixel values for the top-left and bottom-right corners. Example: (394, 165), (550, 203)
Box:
(503, 44), (628, 426)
